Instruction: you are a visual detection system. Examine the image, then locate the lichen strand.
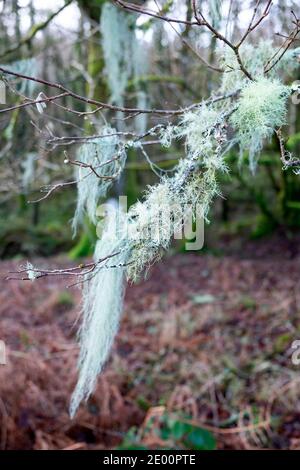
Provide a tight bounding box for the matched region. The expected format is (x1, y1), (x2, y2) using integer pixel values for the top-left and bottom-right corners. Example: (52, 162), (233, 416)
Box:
(72, 127), (126, 233)
(230, 77), (290, 171)
(100, 3), (134, 105)
(219, 41), (300, 93)
(71, 44), (299, 413)
(126, 104), (228, 281)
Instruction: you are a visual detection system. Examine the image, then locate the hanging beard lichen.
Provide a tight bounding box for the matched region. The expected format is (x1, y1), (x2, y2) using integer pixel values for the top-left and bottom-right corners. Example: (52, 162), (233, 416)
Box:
(0, 58), (38, 96)
(70, 78), (293, 413)
(208, 0), (222, 28)
(100, 3), (134, 105)
(72, 128), (126, 234)
(100, 1), (150, 131)
(70, 103), (230, 415)
(219, 40), (300, 94)
(65, 42), (298, 415)
(21, 152), (36, 192)
(230, 77), (290, 172)
(70, 206), (130, 417)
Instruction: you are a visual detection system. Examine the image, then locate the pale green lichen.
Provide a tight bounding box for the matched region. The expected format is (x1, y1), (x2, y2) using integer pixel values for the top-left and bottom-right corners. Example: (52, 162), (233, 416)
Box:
(230, 77), (290, 171)
(21, 152), (36, 191)
(0, 58), (38, 96)
(126, 104), (229, 281)
(100, 3), (134, 105)
(26, 262), (40, 281)
(71, 40), (300, 414)
(72, 128), (126, 233)
(208, 0), (222, 28)
(101, 1), (149, 113)
(101, 1), (149, 130)
(219, 41), (300, 93)
(70, 207), (129, 417)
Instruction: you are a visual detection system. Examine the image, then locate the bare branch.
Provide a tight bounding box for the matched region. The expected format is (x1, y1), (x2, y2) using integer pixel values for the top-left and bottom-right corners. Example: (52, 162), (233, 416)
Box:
(192, 0), (254, 80)
(236, 0), (273, 48)
(276, 128), (300, 172)
(0, 92), (69, 114)
(113, 0), (198, 26)
(0, 66), (237, 116)
(6, 251), (122, 282)
(264, 13), (300, 73)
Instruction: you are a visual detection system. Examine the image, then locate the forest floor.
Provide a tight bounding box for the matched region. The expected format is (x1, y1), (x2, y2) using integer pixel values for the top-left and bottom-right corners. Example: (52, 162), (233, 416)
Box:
(1, 235), (300, 450)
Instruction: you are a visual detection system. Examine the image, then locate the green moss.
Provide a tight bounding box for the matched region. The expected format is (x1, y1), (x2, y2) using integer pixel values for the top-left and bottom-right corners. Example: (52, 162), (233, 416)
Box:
(57, 291), (74, 308)
(251, 214), (277, 239)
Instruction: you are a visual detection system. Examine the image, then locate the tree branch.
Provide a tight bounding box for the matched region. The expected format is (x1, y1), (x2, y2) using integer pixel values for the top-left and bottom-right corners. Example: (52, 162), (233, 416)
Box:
(0, 0), (74, 59)
(0, 66), (237, 115)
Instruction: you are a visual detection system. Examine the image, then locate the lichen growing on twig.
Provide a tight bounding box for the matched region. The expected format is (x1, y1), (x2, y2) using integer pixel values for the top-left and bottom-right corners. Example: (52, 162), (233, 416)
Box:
(230, 77), (290, 171)
(72, 128), (126, 233)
